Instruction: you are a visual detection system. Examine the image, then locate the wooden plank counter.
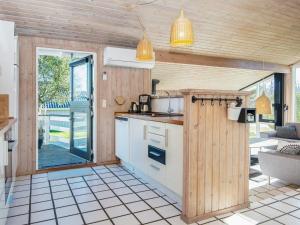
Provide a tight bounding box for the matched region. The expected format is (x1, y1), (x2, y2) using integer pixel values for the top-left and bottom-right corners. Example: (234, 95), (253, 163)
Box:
(181, 89), (250, 223)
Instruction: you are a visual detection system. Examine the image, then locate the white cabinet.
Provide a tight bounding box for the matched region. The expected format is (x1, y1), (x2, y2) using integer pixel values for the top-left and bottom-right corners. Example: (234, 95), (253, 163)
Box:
(165, 124), (183, 196)
(115, 116), (183, 197)
(129, 118), (148, 174)
(115, 117), (129, 163)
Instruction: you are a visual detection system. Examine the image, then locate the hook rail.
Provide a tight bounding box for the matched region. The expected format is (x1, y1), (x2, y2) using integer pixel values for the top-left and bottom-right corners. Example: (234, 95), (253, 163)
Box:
(191, 96), (243, 107)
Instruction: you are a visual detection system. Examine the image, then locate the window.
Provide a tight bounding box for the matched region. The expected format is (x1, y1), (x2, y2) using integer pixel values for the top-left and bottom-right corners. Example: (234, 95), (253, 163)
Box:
(244, 75), (275, 138)
(294, 67), (300, 122)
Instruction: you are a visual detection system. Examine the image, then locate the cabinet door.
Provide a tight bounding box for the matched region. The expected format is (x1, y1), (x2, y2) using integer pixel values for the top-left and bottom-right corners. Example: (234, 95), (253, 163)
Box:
(115, 119), (129, 162)
(129, 119), (148, 173)
(165, 124), (183, 196)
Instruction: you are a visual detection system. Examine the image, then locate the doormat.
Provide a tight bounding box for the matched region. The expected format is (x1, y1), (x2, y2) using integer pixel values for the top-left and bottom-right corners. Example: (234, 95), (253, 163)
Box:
(48, 167), (95, 181)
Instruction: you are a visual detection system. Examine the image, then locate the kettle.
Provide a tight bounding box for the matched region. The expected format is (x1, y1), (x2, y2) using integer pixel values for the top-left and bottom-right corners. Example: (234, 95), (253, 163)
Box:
(130, 102), (138, 113)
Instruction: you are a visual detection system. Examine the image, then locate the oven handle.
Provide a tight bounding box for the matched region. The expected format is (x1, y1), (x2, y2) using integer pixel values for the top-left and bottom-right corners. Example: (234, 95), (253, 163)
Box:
(149, 151), (161, 157)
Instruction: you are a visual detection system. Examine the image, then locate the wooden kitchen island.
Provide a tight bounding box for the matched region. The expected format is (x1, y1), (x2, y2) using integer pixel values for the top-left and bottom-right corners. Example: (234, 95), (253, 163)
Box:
(181, 89), (251, 223)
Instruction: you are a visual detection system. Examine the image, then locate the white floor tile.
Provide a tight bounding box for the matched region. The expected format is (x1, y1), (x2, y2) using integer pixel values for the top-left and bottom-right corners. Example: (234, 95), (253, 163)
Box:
(134, 209), (162, 224)
(52, 190), (72, 199)
(31, 209), (55, 223)
(260, 220), (282, 225)
(131, 184), (150, 193)
(91, 184), (109, 193)
(54, 197), (76, 208)
(91, 220), (113, 225)
(50, 179), (67, 186)
(275, 214), (300, 225)
(31, 187), (51, 196)
(68, 177), (84, 183)
(290, 209), (300, 219)
(123, 179), (142, 186)
(106, 205), (130, 218)
(112, 214), (140, 225)
(5, 214), (29, 225)
(70, 182), (88, 189)
(31, 201), (53, 212)
(51, 184), (70, 192)
(95, 190), (115, 200)
(75, 193), (96, 203)
(7, 205), (29, 217)
(241, 210), (269, 223)
(100, 197), (122, 208)
(31, 193), (52, 203)
(126, 201), (150, 213)
(113, 187), (133, 196)
(283, 197), (300, 208)
(72, 187), (91, 196)
(31, 219), (56, 225)
(119, 193), (141, 203)
(82, 209), (108, 224)
(197, 217), (216, 224)
(255, 206), (284, 218)
(269, 201), (297, 213)
(107, 182), (126, 189)
(86, 179), (104, 186)
(155, 205), (181, 218)
(58, 214), (84, 225)
(147, 220), (170, 225)
(137, 190), (159, 200)
(78, 201), (102, 213)
(55, 205), (79, 218)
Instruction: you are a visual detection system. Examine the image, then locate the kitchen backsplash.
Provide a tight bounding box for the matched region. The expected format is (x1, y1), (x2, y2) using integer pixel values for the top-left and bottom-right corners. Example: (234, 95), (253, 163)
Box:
(151, 97), (184, 113)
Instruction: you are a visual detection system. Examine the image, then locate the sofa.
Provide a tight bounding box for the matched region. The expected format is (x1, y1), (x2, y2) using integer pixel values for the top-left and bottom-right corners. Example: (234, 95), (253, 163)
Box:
(258, 150), (300, 185)
(258, 122), (300, 185)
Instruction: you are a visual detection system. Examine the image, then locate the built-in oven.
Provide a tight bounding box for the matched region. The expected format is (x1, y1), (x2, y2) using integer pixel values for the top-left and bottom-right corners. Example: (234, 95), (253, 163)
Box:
(148, 145), (166, 165)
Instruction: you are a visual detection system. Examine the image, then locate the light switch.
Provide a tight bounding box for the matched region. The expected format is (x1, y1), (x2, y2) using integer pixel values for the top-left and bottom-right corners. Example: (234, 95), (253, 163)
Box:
(102, 99), (107, 108)
(102, 72), (107, 80)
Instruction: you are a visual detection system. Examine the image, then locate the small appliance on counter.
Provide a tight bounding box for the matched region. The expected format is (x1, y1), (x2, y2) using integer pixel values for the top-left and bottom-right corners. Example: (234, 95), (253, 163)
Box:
(129, 102), (139, 113)
(139, 94), (151, 113)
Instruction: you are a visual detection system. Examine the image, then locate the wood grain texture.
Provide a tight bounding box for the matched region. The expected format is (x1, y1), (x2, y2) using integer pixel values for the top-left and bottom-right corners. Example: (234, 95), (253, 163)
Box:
(0, 94), (9, 121)
(0, 0), (299, 65)
(181, 90), (250, 223)
(17, 35), (150, 176)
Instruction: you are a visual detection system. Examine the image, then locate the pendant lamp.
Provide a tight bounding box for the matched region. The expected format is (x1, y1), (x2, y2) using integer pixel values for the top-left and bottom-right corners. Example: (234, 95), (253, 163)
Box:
(170, 9), (194, 47)
(255, 91), (272, 114)
(136, 34), (154, 61)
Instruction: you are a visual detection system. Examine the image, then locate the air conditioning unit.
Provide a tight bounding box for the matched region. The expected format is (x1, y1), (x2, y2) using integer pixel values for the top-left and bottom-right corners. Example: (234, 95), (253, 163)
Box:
(103, 47), (155, 69)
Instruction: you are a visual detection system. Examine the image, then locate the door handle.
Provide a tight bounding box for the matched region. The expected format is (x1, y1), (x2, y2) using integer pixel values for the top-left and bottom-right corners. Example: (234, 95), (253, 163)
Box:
(143, 125), (147, 140)
(165, 129), (168, 147)
(149, 151), (160, 157)
(150, 139), (160, 144)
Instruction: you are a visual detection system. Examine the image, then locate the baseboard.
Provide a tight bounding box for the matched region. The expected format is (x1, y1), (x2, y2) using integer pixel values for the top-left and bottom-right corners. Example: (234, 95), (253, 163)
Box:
(181, 202), (250, 224)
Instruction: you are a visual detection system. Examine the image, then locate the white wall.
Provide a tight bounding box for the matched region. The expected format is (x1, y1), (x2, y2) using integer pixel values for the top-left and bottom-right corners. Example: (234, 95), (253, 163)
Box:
(151, 97), (184, 113)
(0, 20), (17, 117)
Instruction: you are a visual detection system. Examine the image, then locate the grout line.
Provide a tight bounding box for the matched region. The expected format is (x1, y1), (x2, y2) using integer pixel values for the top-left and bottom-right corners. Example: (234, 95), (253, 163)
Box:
(48, 180), (59, 225)
(65, 178), (87, 224)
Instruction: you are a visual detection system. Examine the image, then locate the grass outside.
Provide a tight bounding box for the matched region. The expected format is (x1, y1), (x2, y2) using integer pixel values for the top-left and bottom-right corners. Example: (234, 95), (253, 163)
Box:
(50, 130), (86, 138)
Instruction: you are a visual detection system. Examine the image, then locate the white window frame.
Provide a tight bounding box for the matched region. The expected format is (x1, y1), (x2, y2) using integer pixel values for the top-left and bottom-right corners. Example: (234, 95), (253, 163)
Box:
(292, 63), (300, 122)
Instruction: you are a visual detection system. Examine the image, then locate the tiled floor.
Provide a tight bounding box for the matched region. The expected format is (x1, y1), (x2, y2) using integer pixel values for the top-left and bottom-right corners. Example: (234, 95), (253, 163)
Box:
(2, 164), (300, 225)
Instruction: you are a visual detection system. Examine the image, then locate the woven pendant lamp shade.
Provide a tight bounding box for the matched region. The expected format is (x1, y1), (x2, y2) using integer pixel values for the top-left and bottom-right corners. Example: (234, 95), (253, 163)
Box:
(255, 91), (272, 114)
(136, 34), (154, 61)
(170, 9), (194, 47)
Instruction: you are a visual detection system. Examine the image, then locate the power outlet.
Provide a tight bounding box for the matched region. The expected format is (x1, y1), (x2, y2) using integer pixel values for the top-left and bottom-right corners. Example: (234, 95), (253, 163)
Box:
(102, 99), (107, 108)
(102, 72), (107, 80)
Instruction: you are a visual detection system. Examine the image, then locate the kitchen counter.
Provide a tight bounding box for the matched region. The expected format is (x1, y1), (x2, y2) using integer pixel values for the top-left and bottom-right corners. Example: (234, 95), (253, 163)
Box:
(115, 112), (183, 125)
(0, 118), (17, 136)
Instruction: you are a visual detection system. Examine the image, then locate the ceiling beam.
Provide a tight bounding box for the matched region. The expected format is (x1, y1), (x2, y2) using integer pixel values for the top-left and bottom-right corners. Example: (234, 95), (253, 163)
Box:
(155, 51), (290, 73)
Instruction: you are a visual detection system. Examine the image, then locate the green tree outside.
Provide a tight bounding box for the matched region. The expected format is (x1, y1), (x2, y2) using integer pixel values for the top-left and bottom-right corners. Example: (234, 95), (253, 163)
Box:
(38, 55), (71, 106)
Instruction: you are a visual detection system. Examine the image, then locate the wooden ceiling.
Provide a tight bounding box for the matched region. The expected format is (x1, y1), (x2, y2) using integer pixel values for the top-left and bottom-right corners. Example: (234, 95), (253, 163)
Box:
(152, 62), (272, 90)
(0, 0), (299, 65)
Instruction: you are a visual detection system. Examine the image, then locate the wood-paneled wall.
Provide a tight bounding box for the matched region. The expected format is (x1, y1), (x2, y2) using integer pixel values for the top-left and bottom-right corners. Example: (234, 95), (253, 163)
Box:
(18, 36), (150, 176)
(181, 89), (250, 223)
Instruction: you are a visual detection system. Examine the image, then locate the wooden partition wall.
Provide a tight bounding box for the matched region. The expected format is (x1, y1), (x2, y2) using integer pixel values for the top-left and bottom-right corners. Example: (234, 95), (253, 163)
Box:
(181, 89), (250, 223)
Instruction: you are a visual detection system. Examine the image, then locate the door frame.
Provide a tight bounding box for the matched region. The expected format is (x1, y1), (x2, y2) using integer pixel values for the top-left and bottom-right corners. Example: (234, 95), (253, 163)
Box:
(35, 47), (98, 170)
(69, 55), (93, 160)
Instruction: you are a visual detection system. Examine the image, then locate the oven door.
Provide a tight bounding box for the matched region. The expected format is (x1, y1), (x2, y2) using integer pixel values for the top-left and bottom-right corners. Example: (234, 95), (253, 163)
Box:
(148, 145), (166, 165)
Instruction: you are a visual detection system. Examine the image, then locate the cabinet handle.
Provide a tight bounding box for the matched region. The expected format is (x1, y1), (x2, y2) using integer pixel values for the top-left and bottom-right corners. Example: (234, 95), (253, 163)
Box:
(150, 164), (160, 171)
(149, 151), (160, 157)
(150, 139), (160, 144)
(143, 125), (147, 140)
(150, 125), (160, 130)
(165, 129), (168, 147)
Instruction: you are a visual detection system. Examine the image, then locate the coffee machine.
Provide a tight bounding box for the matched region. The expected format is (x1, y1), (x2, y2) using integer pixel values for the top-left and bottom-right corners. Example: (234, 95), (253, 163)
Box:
(139, 94), (151, 113)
